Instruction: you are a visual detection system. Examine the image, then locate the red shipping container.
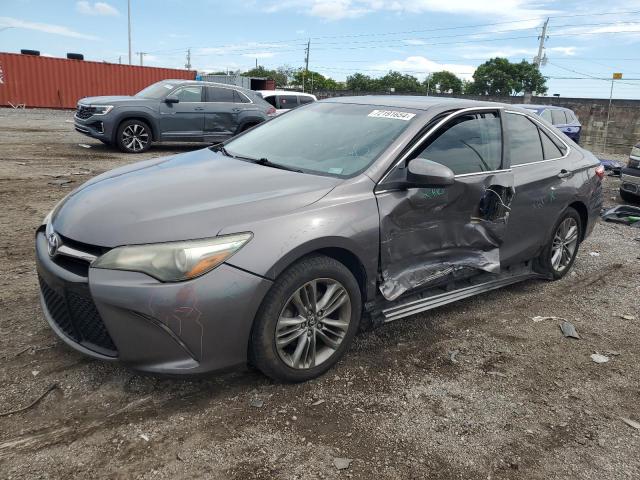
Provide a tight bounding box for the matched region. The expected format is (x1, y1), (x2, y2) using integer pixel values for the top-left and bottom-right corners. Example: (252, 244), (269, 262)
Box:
(0, 52), (196, 109)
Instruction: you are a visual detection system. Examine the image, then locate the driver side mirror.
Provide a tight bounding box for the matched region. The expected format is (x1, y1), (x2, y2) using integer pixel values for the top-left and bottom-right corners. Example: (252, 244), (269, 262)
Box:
(406, 157), (455, 188)
(164, 96), (179, 104)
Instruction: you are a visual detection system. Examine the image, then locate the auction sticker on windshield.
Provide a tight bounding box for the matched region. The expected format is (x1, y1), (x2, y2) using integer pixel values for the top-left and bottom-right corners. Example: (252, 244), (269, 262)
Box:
(368, 110), (416, 121)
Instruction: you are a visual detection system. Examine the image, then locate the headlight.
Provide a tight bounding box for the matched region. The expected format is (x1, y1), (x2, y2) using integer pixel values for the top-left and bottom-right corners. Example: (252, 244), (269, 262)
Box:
(631, 146), (640, 158)
(91, 105), (114, 115)
(92, 233), (252, 282)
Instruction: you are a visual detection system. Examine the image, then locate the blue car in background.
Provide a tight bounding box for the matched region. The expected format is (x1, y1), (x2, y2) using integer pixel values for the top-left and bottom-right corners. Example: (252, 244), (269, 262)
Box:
(516, 104), (582, 144)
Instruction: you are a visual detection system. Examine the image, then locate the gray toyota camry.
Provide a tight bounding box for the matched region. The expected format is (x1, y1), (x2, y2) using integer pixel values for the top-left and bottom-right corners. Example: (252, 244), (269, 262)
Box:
(37, 96), (604, 382)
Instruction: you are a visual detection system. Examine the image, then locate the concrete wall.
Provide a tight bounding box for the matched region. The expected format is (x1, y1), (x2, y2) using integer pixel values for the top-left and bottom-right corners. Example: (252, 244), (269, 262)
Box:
(317, 91), (640, 155)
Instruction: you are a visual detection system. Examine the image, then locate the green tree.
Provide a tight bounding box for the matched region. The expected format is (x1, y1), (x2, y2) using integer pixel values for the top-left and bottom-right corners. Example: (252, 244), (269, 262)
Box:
(425, 71), (463, 94)
(469, 57), (547, 96)
(290, 69), (341, 92)
(243, 66), (288, 87)
(346, 72), (376, 91)
(377, 71), (421, 93)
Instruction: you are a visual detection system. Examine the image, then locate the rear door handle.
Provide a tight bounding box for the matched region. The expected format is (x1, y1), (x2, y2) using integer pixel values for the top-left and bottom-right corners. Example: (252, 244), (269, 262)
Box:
(557, 169), (573, 179)
(194, 107), (204, 111)
(232, 108), (242, 112)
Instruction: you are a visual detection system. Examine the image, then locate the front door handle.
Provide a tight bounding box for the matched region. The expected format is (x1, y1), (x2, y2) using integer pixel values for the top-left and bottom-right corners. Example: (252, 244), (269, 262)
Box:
(194, 107), (204, 111)
(232, 108), (242, 112)
(557, 169), (573, 179)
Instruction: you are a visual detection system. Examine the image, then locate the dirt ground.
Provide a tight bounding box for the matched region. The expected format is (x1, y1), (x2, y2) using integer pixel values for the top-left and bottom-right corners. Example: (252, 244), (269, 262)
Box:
(1, 108), (639, 480)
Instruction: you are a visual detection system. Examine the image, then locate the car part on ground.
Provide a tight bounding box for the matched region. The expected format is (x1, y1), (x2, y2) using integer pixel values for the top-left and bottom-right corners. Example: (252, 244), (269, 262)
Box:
(601, 205), (640, 227)
(599, 158), (623, 177)
(39, 96), (602, 381)
(73, 80), (274, 152)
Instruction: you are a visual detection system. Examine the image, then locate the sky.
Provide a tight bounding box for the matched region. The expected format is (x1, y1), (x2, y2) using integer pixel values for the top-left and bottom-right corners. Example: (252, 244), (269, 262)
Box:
(1, 0), (640, 99)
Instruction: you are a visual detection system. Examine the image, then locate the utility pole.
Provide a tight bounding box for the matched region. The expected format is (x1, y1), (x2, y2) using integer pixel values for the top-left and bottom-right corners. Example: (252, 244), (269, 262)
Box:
(527, 17), (549, 102)
(136, 51), (146, 66)
(185, 48), (191, 70)
(603, 72), (622, 153)
(118, 55), (122, 64)
(127, 0), (132, 65)
(303, 39), (310, 92)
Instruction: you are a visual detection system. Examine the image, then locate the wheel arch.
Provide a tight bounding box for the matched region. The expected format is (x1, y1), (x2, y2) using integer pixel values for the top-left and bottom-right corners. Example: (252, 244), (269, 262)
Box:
(112, 114), (158, 142)
(236, 116), (265, 134)
(568, 200), (588, 241)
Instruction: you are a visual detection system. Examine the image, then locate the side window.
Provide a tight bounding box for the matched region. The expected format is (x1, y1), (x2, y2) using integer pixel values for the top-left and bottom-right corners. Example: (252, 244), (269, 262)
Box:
(205, 87), (234, 102)
(233, 90), (250, 103)
(298, 95), (314, 105)
(551, 110), (567, 125)
(566, 110), (577, 123)
(505, 113), (543, 166)
(173, 86), (202, 102)
(278, 95), (299, 110)
(415, 112), (502, 175)
(541, 109), (553, 123)
(540, 128), (563, 159)
(263, 96), (277, 108)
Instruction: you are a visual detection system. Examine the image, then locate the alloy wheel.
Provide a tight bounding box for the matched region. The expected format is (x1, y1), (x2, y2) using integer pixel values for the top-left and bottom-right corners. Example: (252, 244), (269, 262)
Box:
(122, 123), (149, 152)
(551, 217), (579, 273)
(275, 278), (351, 369)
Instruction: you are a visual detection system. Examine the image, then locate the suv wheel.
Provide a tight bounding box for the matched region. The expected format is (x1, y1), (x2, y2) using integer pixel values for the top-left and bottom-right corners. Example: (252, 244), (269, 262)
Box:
(116, 119), (151, 153)
(537, 207), (582, 279)
(250, 255), (361, 382)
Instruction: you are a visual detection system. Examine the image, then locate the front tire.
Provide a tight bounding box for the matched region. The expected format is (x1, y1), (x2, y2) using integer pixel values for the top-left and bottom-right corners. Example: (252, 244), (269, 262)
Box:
(537, 207), (582, 279)
(250, 255), (362, 382)
(116, 119), (151, 153)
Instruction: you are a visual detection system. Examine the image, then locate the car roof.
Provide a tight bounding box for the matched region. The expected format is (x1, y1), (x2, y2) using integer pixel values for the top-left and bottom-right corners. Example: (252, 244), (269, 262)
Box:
(257, 90), (316, 97)
(322, 95), (517, 112)
(162, 79), (255, 93)
(514, 103), (573, 112)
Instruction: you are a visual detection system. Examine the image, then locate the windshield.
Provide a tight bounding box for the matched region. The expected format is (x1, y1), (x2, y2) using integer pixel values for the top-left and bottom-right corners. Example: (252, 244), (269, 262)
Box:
(224, 102), (417, 177)
(135, 81), (177, 99)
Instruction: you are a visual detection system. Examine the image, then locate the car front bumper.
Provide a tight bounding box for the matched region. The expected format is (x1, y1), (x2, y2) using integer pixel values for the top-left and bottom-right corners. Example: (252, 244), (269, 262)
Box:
(620, 169), (640, 197)
(74, 114), (113, 142)
(35, 229), (273, 374)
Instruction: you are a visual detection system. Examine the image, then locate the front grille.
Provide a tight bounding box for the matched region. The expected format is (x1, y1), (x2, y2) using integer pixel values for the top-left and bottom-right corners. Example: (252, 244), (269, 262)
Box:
(75, 105), (94, 119)
(39, 276), (117, 356)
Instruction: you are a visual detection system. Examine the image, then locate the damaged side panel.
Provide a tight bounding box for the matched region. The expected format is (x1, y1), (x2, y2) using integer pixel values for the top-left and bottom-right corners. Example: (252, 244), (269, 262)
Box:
(376, 171), (514, 300)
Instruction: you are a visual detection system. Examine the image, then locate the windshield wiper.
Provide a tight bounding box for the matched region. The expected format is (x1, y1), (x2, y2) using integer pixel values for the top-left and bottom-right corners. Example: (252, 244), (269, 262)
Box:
(212, 144), (234, 157)
(241, 156), (303, 173)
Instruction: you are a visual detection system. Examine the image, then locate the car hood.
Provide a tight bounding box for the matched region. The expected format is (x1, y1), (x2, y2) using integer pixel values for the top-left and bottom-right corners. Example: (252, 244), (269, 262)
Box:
(79, 95), (147, 105)
(52, 148), (340, 247)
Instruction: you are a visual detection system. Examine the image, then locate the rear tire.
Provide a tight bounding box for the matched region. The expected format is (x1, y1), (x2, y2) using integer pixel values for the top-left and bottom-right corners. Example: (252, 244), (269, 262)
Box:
(536, 207), (582, 280)
(250, 255), (361, 383)
(116, 119), (152, 153)
(620, 190), (640, 204)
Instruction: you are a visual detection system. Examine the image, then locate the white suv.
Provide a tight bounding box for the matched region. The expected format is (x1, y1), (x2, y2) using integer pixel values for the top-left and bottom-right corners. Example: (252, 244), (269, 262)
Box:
(257, 90), (317, 115)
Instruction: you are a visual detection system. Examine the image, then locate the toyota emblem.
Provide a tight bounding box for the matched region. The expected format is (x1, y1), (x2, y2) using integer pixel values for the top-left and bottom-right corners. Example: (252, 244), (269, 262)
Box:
(47, 231), (60, 257)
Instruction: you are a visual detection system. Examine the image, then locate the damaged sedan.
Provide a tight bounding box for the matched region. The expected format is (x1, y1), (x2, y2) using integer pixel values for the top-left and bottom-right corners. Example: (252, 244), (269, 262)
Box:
(36, 97), (603, 382)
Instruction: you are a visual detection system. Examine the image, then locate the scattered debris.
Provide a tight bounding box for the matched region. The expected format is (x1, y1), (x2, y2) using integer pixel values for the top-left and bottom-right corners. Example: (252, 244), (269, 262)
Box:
(449, 349), (460, 363)
(139, 434), (150, 442)
(487, 371), (507, 378)
(532, 315), (564, 322)
(589, 252), (600, 257)
(48, 178), (73, 186)
(78, 143), (92, 149)
(15, 161), (26, 166)
(249, 398), (264, 408)
(333, 457), (353, 470)
(311, 399), (325, 406)
(601, 205), (640, 227)
(605, 350), (621, 357)
(0, 383), (59, 417)
(590, 353), (609, 364)
(560, 321), (580, 339)
(621, 417), (640, 430)
(31, 370), (39, 376)
(620, 314), (637, 321)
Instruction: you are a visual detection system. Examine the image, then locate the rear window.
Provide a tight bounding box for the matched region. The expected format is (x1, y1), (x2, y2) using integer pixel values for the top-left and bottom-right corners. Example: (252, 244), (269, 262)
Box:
(278, 95), (298, 109)
(541, 109), (552, 123)
(263, 95), (277, 108)
(551, 110), (567, 125)
(234, 90), (250, 103)
(506, 113), (543, 166)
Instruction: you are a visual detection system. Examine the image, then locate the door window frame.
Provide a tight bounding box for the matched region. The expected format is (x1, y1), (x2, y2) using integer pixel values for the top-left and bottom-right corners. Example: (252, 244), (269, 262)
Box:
(170, 85), (204, 103)
(376, 106), (510, 192)
(504, 110), (571, 168)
